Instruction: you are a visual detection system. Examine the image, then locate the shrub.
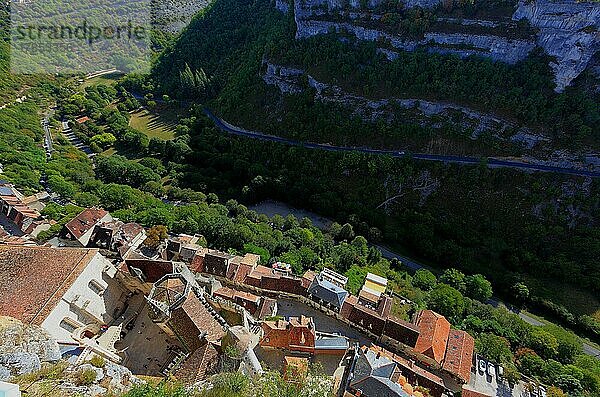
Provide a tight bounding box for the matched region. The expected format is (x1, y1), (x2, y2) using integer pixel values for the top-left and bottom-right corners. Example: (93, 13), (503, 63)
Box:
(75, 368), (97, 386)
(89, 355), (106, 368)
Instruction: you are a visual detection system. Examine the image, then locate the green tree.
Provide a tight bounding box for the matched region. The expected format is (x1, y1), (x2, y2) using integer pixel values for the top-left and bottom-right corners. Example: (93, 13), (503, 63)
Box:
(48, 174), (77, 199)
(73, 192), (100, 207)
(503, 363), (521, 385)
(339, 223), (355, 241)
(412, 269), (437, 291)
(511, 282), (530, 303)
(439, 268), (466, 293)
(529, 329), (559, 360)
(90, 132), (116, 149)
(475, 333), (513, 364)
(518, 349), (546, 377)
(428, 283), (465, 321)
(465, 274), (493, 302)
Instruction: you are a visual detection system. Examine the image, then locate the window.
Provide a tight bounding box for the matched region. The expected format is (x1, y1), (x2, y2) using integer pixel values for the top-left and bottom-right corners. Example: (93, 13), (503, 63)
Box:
(60, 318), (80, 333)
(88, 280), (105, 295)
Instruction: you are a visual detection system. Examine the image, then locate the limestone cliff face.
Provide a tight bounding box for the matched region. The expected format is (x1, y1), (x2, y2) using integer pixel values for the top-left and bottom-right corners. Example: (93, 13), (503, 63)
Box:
(153, 0), (211, 33)
(294, 14), (534, 64)
(284, 0), (600, 92)
(263, 62), (550, 147)
(513, 0), (600, 92)
(0, 316), (60, 380)
(424, 32), (535, 64)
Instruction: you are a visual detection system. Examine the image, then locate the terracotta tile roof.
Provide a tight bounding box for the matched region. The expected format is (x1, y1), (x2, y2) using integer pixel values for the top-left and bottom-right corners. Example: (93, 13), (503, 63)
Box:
(179, 292), (225, 343)
(249, 265), (273, 278)
(233, 263), (253, 283)
(213, 287), (235, 300)
(190, 252), (205, 273)
(346, 294), (359, 303)
(65, 208), (108, 240)
(174, 341), (219, 382)
(359, 288), (380, 304)
(462, 387), (493, 397)
(226, 263), (239, 280)
(120, 222), (144, 239)
(256, 297), (277, 319)
(414, 310), (451, 363)
(283, 356), (309, 381)
(0, 246), (99, 325)
(301, 270), (316, 288)
(232, 253), (260, 267)
(443, 329), (474, 383)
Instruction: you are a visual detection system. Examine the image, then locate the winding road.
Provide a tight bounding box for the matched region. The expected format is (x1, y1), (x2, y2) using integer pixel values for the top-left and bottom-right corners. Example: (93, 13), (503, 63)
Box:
(204, 109), (600, 178)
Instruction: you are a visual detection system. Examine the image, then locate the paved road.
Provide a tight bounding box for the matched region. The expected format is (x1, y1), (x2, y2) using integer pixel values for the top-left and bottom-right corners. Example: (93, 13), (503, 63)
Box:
(42, 112), (54, 158)
(583, 342), (600, 358)
(204, 109), (600, 178)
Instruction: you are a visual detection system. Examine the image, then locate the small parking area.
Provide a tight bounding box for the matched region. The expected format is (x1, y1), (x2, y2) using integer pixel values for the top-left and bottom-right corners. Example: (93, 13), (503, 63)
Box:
(468, 356), (545, 397)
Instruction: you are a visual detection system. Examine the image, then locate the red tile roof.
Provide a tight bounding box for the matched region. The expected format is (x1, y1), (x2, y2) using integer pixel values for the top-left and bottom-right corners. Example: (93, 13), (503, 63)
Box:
(233, 263), (253, 283)
(0, 246), (99, 325)
(190, 252), (205, 273)
(443, 329), (474, 383)
(174, 341), (219, 382)
(462, 387), (493, 397)
(65, 208), (108, 240)
(414, 310), (451, 363)
(301, 271), (316, 288)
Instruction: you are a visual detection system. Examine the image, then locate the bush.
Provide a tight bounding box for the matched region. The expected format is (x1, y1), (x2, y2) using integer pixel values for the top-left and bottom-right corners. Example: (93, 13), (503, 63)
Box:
(75, 368), (97, 386)
(89, 355), (106, 368)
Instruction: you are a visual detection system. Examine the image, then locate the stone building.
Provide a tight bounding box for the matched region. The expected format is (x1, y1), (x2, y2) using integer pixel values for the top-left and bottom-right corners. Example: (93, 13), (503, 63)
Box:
(0, 246), (125, 361)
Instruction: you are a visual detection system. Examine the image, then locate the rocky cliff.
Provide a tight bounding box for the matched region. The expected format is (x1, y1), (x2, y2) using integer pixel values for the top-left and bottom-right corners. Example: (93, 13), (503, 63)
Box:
(0, 316), (60, 379)
(513, 0), (600, 91)
(283, 0), (600, 92)
(262, 62), (550, 149)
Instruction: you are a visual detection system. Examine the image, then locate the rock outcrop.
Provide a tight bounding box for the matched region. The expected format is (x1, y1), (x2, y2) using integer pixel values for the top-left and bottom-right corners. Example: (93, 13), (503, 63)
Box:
(0, 316), (60, 379)
(284, 0), (600, 91)
(292, 0), (536, 62)
(153, 0), (211, 33)
(263, 62), (549, 147)
(513, 0), (600, 92)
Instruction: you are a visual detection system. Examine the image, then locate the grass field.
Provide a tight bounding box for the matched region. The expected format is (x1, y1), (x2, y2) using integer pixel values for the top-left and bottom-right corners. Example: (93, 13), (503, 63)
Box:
(129, 108), (178, 140)
(524, 274), (600, 319)
(80, 72), (123, 89)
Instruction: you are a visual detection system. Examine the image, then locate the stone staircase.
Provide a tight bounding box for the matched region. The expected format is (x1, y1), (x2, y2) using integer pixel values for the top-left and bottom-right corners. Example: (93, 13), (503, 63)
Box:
(61, 121), (95, 157)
